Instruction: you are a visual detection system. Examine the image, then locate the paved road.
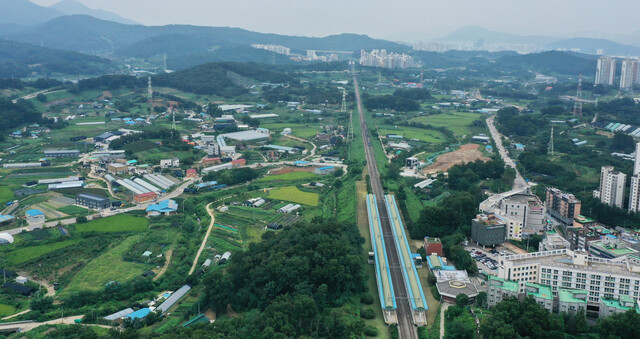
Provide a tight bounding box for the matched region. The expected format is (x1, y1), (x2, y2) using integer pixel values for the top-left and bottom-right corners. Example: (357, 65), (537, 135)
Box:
(354, 74), (418, 339)
(439, 303), (451, 339)
(11, 89), (64, 104)
(0, 315), (112, 332)
(189, 202), (215, 275)
(486, 116), (527, 190)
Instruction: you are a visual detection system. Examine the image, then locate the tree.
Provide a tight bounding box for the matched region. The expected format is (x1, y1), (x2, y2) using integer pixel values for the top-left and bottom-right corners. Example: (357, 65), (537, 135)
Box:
(36, 93), (47, 102)
(30, 296), (54, 312)
(455, 294), (469, 307)
(182, 216), (197, 233)
(597, 309), (640, 338)
(475, 291), (487, 308)
(480, 297), (564, 339)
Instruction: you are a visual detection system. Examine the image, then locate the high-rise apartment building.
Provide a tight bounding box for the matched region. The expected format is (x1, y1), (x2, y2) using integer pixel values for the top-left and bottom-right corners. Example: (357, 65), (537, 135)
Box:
(629, 143), (640, 212)
(594, 166), (626, 208)
(545, 187), (581, 225)
(359, 49), (415, 69)
(595, 56), (616, 86)
(620, 59), (639, 90)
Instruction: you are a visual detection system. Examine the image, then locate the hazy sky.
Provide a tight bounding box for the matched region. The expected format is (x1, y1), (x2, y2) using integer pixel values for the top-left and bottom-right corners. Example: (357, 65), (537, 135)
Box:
(32, 0), (640, 42)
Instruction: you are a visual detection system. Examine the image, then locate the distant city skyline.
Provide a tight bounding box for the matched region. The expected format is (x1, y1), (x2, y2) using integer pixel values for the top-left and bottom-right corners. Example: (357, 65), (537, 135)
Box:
(32, 0), (640, 43)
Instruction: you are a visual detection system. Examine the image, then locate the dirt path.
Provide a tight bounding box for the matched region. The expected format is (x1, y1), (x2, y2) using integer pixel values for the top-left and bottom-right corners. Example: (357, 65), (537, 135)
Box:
(440, 303), (451, 339)
(1, 309), (30, 320)
(18, 272), (55, 297)
(153, 248), (173, 281)
(189, 203), (215, 275)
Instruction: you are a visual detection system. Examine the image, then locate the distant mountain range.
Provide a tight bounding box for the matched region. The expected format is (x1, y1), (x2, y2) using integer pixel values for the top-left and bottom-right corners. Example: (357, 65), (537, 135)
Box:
(0, 0), (136, 26)
(439, 26), (640, 57)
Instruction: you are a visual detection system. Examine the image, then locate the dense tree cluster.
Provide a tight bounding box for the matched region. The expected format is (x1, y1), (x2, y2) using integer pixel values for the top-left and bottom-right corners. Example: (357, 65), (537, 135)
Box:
(496, 107), (548, 137)
(0, 97), (43, 141)
(411, 192), (479, 238)
(442, 234), (478, 274)
(447, 159), (508, 191)
(202, 167), (260, 186)
(109, 128), (182, 150)
(77, 75), (145, 91)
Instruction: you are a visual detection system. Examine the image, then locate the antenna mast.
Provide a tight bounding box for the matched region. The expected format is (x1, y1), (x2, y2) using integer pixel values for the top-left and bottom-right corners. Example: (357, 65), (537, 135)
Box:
(573, 75), (583, 117)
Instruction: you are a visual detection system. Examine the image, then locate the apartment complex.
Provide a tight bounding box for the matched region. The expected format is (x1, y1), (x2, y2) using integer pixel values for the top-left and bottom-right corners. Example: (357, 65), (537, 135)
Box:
(487, 276), (520, 307)
(629, 143), (640, 212)
(359, 49), (415, 69)
(595, 56), (616, 86)
(546, 187), (581, 225)
(594, 166), (626, 208)
(620, 59), (639, 90)
(498, 249), (640, 314)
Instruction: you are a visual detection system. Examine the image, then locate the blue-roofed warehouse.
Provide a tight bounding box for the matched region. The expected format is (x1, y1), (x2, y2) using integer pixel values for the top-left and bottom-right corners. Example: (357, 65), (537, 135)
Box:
(25, 209), (45, 223)
(314, 166), (335, 175)
(127, 308), (152, 320)
(146, 199), (178, 216)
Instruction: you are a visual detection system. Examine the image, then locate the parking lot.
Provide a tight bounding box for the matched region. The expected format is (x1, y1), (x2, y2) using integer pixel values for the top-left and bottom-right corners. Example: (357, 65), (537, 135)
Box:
(464, 243), (519, 275)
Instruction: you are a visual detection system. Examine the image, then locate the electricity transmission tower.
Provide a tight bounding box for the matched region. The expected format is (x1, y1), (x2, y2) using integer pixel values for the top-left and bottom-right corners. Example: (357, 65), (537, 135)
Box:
(548, 125), (554, 156)
(572, 75), (583, 117)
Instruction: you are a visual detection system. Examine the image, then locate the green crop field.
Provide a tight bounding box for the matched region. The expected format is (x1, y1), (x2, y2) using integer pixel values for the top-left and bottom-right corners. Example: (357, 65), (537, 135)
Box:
(411, 112), (482, 136)
(260, 123), (319, 139)
(379, 125), (446, 143)
(257, 171), (317, 182)
(56, 205), (89, 215)
(4, 239), (80, 265)
(64, 236), (151, 292)
(0, 186), (13, 204)
(0, 304), (16, 316)
(268, 186), (319, 206)
(75, 215), (149, 233)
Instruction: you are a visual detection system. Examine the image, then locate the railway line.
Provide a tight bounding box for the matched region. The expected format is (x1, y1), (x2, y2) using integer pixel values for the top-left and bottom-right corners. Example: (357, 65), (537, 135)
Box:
(354, 74), (419, 339)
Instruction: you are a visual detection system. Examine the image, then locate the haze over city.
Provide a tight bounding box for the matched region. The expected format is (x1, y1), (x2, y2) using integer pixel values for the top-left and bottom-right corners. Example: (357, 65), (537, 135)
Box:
(30, 0), (640, 42)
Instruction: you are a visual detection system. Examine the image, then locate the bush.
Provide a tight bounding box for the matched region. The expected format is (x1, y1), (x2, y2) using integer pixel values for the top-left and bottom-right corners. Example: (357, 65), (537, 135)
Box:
(390, 324), (399, 339)
(361, 293), (374, 305)
(361, 308), (376, 319)
(364, 326), (378, 337)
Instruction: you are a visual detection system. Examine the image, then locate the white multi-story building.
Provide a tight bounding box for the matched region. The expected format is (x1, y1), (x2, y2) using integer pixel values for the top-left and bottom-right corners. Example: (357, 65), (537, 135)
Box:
(359, 49), (415, 69)
(594, 166), (626, 208)
(595, 56), (616, 86)
(496, 193), (546, 240)
(498, 249), (640, 310)
(620, 59), (639, 90)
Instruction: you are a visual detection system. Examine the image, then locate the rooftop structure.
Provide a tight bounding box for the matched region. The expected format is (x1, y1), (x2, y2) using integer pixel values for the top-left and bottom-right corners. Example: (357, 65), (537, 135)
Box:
(546, 187), (581, 225)
(539, 230), (571, 251)
(157, 285), (191, 314)
(589, 235), (638, 259)
(76, 193), (111, 210)
(435, 269), (479, 303)
(126, 308), (152, 320)
(146, 199), (178, 216)
(219, 130), (270, 142)
(471, 214), (507, 247)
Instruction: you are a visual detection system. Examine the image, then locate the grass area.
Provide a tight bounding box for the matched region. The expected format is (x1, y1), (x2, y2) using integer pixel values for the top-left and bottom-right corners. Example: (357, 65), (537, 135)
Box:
(411, 112), (482, 136)
(379, 125), (446, 143)
(0, 186), (14, 205)
(64, 236), (151, 292)
(56, 205), (88, 215)
(4, 239), (80, 265)
(257, 171), (317, 182)
(268, 186), (319, 206)
(74, 214), (148, 233)
(0, 303), (17, 316)
(403, 187), (423, 223)
(260, 123), (319, 139)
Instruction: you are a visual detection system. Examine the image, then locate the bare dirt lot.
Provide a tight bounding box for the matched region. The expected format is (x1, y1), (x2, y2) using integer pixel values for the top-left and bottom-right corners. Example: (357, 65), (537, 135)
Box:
(422, 143), (490, 175)
(269, 166), (317, 175)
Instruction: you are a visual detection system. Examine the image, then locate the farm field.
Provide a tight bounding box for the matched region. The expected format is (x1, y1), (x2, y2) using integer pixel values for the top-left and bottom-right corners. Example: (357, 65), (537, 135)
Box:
(257, 171), (317, 182)
(0, 186), (14, 204)
(64, 236), (151, 292)
(56, 205), (88, 215)
(3, 239), (80, 265)
(260, 123), (319, 139)
(411, 112), (482, 136)
(0, 304), (16, 317)
(379, 125), (446, 143)
(74, 214), (149, 233)
(268, 186), (319, 206)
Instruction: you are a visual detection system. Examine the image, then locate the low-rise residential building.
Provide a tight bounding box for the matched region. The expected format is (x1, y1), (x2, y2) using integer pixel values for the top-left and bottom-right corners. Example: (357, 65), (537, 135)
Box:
(25, 209), (45, 223)
(487, 276), (520, 307)
(108, 163), (129, 174)
(525, 283), (554, 312)
(76, 193), (111, 210)
(558, 288), (588, 314)
(160, 158), (180, 169)
(471, 214), (507, 247)
(146, 199), (178, 217)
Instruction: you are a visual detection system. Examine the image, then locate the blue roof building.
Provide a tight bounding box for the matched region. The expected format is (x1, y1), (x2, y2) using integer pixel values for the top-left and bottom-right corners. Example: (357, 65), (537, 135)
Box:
(125, 121), (136, 125)
(146, 199), (178, 216)
(314, 166), (336, 175)
(126, 308), (152, 320)
(25, 209), (44, 217)
(196, 181), (218, 189)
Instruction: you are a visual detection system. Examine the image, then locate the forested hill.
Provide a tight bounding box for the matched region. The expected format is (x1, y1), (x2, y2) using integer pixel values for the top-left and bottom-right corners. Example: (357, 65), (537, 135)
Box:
(495, 51), (597, 75)
(3, 15), (409, 58)
(0, 39), (113, 78)
(153, 62), (296, 97)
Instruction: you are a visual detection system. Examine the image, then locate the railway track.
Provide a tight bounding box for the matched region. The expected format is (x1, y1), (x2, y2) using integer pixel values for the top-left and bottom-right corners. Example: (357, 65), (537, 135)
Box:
(353, 74), (418, 339)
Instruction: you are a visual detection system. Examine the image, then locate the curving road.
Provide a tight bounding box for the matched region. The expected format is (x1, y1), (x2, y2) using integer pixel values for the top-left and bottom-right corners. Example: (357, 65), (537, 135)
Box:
(354, 74), (418, 339)
(189, 202), (215, 275)
(486, 116), (527, 190)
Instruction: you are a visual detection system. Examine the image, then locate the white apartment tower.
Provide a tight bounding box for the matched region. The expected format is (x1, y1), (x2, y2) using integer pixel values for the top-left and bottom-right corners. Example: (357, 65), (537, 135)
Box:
(629, 143), (640, 212)
(594, 166), (626, 208)
(595, 56), (616, 86)
(620, 59), (639, 90)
